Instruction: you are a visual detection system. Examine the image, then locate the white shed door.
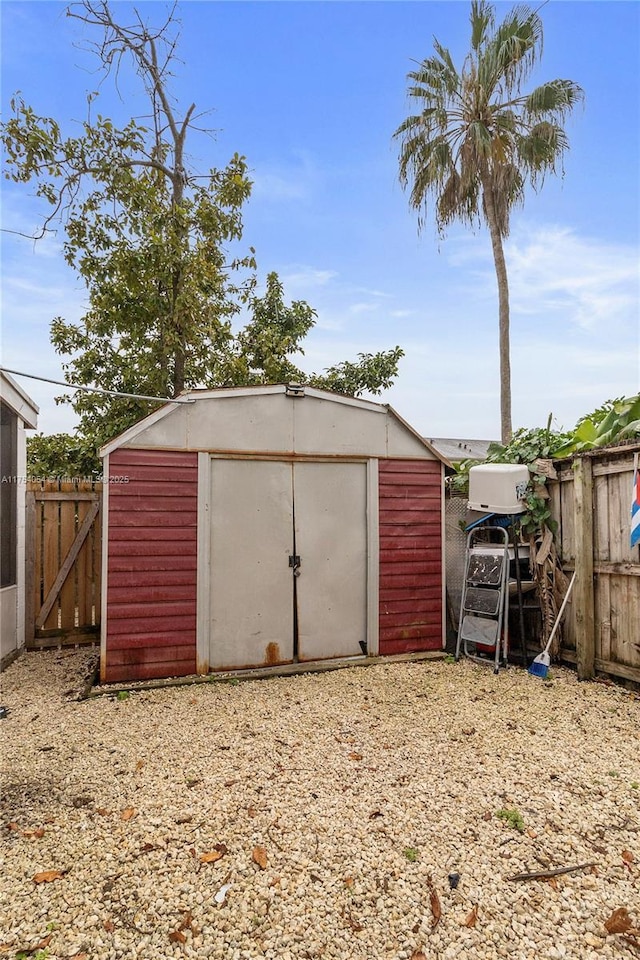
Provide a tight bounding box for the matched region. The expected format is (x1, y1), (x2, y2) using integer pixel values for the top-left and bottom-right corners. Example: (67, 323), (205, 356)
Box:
(295, 461), (367, 661)
(208, 459), (367, 669)
(210, 459), (295, 669)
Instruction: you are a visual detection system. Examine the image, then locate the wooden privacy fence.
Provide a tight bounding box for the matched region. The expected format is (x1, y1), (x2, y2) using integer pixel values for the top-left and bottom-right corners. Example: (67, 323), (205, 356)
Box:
(548, 443), (640, 687)
(26, 481), (101, 649)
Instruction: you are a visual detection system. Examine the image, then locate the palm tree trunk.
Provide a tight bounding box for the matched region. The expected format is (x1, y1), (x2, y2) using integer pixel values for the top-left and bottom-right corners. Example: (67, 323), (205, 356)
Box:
(481, 175), (512, 445)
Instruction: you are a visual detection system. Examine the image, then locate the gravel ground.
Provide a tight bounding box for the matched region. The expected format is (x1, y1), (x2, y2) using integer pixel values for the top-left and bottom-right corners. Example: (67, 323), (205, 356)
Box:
(1, 650), (639, 960)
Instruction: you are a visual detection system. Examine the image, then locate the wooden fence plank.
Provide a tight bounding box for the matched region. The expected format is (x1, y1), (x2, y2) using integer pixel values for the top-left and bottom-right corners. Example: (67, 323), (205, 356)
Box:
(76, 498), (89, 628)
(24, 490), (36, 646)
(42, 494), (60, 631)
(573, 456), (595, 680)
(33, 492), (98, 501)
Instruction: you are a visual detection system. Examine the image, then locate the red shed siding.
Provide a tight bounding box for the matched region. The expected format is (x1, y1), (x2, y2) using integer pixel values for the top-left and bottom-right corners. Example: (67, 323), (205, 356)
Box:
(378, 459), (443, 655)
(104, 449), (198, 682)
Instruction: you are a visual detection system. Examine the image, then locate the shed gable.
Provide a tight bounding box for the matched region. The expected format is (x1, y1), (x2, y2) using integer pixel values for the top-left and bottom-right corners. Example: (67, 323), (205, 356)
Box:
(103, 386), (443, 462)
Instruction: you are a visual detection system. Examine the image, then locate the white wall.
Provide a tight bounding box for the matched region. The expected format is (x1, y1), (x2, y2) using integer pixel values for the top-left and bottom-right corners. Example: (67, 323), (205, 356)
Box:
(1, 373), (38, 669)
(0, 420), (27, 666)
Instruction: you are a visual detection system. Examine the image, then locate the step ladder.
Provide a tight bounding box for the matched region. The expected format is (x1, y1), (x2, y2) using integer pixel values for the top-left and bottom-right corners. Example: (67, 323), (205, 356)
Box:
(455, 526), (510, 673)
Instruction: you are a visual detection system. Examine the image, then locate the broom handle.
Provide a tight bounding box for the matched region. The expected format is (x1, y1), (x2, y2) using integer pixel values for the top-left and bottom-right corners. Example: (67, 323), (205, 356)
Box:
(543, 572), (577, 655)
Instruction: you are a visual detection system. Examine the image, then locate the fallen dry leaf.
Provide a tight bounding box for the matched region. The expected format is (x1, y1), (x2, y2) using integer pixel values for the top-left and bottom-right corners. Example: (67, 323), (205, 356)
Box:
(622, 850), (635, 863)
(464, 905), (478, 928)
(95, 807), (111, 816)
(348, 752), (363, 761)
(6, 822), (20, 832)
(546, 877), (559, 892)
(247, 806), (258, 818)
(31, 936), (52, 950)
(120, 806), (136, 821)
(426, 875), (441, 929)
(199, 844), (227, 864)
(33, 869), (64, 884)
(70, 953), (90, 960)
(410, 952), (428, 960)
(526, 828), (538, 839)
(605, 907), (633, 934)
(135, 760), (145, 770)
(344, 875), (355, 888)
(253, 846), (268, 870)
(199, 852), (223, 865)
(169, 929), (187, 944)
(342, 904), (363, 932)
(430, 889), (442, 927)
(22, 827), (45, 840)
(103, 920), (115, 932)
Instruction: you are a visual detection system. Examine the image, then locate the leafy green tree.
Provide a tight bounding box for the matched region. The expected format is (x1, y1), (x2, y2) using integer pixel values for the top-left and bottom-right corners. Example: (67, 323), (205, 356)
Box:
(3, 2), (403, 468)
(554, 394), (640, 456)
(27, 433), (103, 480)
(233, 272), (404, 396)
(394, 0), (583, 444)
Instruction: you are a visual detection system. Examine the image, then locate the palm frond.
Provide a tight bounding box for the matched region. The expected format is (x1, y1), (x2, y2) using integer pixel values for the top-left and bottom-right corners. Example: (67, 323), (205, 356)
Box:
(517, 122), (570, 185)
(432, 39), (461, 95)
(470, 0), (494, 51)
(489, 4), (542, 91)
(525, 79), (585, 117)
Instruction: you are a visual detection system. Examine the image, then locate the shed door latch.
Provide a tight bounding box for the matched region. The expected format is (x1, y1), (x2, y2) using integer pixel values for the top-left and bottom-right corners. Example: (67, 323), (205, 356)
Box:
(289, 554), (301, 576)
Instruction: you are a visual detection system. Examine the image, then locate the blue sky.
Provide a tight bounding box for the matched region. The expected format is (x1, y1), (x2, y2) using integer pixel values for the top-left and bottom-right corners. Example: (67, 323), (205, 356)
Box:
(1, 0), (639, 441)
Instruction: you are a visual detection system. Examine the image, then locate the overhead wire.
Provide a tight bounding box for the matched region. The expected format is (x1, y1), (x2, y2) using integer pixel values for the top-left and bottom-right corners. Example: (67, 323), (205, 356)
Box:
(0, 367), (195, 404)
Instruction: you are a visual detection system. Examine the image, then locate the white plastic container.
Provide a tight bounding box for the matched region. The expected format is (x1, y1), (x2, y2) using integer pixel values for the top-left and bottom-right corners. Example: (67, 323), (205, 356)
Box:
(468, 463), (529, 514)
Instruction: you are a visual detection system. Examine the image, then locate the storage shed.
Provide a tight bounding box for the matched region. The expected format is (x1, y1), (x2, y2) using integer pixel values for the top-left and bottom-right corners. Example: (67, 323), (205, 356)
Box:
(1, 371), (38, 669)
(100, 385), (450, 683)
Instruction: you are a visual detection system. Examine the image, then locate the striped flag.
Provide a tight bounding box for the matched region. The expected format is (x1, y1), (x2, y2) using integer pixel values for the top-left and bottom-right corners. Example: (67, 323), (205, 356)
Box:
(632, 453), (640, 549)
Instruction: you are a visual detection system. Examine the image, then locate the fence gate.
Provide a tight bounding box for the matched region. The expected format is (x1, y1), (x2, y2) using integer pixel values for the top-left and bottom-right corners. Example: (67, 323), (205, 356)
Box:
(26, 481), (102, 649)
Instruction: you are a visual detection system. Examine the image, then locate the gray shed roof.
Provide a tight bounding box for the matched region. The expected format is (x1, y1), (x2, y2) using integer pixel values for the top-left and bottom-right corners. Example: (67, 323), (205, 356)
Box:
(427, 437), (495, 463)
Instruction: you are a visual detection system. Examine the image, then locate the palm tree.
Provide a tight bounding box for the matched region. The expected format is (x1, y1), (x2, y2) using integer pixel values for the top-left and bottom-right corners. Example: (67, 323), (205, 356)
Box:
(394, 1), (583, 443)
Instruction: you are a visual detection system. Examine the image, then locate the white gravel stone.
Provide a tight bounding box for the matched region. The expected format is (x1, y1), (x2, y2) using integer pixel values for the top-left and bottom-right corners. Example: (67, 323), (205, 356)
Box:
(1, 650), (639, 959)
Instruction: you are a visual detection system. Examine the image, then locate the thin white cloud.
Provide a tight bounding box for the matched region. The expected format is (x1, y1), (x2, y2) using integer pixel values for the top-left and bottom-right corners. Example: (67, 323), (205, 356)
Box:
(507, 226), (639, 332)
(348, 302), (378, 316)
(448, 225), (639, 334)
(279, 265), (339, 295)
(251, 152), (319, 204)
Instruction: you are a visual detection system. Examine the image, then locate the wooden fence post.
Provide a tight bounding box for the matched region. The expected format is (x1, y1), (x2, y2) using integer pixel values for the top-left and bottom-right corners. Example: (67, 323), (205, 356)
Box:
(24, 488), (36, 646)
(573, 456), (595, 679)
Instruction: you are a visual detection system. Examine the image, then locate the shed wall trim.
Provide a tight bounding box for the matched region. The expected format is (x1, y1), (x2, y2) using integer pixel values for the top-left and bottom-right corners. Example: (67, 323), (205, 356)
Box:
(367, 459), (380, 656)
(196, 452), (211, 674)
